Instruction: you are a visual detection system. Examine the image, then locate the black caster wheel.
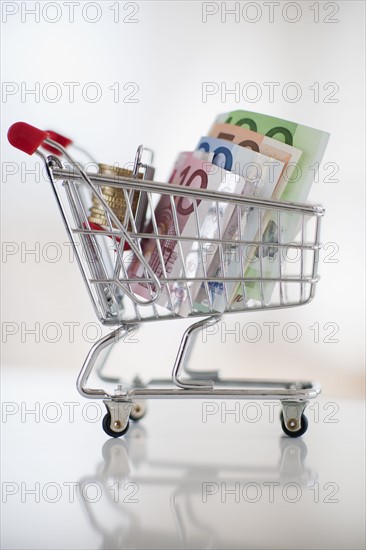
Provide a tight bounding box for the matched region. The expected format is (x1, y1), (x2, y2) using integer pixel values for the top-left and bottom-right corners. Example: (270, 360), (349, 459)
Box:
(102, 413), (130, 438)
(280, 412), (308, 438)
(130, 401), (147, 422)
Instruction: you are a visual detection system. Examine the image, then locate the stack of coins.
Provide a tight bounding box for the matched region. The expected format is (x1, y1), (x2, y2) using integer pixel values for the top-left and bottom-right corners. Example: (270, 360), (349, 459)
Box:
(88, 164), (142, 231)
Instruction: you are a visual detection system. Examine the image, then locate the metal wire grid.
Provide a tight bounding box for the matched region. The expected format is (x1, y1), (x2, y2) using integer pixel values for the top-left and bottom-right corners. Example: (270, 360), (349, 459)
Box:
(49, 164), (324, 325)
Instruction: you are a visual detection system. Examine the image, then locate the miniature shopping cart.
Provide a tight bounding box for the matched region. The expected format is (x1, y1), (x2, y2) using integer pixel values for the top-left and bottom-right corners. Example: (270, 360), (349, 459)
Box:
(8, 122), (325, 438)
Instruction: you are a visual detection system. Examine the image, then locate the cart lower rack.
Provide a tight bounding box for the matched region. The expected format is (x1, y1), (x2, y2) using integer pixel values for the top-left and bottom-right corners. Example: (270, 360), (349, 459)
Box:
(8, 122), (324, 438)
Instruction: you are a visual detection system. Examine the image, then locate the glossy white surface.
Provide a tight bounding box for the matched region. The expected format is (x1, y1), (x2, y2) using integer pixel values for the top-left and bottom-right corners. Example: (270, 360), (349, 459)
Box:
(1, 366), (365, 549)
(2, 2), (365, 548)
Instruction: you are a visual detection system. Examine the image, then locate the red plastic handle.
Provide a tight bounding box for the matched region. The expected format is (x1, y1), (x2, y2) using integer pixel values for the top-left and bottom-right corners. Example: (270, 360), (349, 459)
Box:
(42, 130), (73, 156)
(8, 122), (49, 155)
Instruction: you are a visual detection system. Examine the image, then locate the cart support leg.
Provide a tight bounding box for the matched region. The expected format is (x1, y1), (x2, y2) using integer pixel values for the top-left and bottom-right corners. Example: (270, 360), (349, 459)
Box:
(172, 316), (221, 390)
(76, 324), (138, 399)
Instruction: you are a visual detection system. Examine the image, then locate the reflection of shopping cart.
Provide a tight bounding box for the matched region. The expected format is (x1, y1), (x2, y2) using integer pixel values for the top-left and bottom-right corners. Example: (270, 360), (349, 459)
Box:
(8, 122), (325, 438)
(78, 433), (316, 550)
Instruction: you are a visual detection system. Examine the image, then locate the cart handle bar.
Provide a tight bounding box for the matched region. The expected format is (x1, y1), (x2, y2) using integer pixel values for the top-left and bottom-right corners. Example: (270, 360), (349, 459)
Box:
(7, 122), (73, 157)
(7, 121), (163, 306)
(43, 130), (72, 156)
(8, 122), (49, 155)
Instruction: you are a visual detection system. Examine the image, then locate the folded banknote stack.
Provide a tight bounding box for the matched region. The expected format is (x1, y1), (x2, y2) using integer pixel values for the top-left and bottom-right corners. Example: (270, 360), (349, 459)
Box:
(127, 110), (329, 317)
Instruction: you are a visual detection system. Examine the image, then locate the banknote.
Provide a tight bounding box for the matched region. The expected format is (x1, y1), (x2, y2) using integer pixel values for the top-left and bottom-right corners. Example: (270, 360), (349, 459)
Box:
(196, 135), (285, 195)
(127, 151), (248, 316)
(215, 111), (330, 305)
(191, 136), (286, 314)
(215, 110), (330, 202)
(208, 122), (302, 182)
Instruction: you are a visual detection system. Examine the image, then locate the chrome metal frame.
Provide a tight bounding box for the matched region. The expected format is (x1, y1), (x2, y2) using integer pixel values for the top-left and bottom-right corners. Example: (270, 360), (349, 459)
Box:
(33, 139), (324, 436)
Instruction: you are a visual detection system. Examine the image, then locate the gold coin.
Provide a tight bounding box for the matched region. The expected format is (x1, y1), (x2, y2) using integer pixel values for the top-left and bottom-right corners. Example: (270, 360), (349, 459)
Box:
(88, 163), (143, 230)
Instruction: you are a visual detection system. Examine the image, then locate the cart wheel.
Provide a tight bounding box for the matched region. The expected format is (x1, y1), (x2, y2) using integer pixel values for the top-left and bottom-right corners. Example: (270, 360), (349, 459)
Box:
(280, 412), (308, 438)
(130, 401), (147, 422)
(102, 413), (130, 438)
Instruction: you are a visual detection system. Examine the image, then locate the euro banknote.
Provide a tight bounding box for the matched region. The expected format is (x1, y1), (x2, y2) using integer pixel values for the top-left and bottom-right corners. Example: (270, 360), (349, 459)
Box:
(215, 110), (330, 202)
(192, 136), (286, 314)
(208, 122), (302, 181)
(215, 111), (330, 306)
(196, 135), (286, 195)
(127, 150), (248, 315)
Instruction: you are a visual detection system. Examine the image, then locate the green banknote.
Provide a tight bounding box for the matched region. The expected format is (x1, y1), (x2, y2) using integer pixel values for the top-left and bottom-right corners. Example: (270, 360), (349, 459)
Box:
(215, 111), (330, 305)
(215, 110), (330, 202)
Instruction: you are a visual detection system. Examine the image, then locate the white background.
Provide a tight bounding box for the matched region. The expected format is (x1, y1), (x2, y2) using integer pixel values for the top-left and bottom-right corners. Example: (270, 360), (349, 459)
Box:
(1, 1), (365, 394)
(1, 2), (365, 550)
